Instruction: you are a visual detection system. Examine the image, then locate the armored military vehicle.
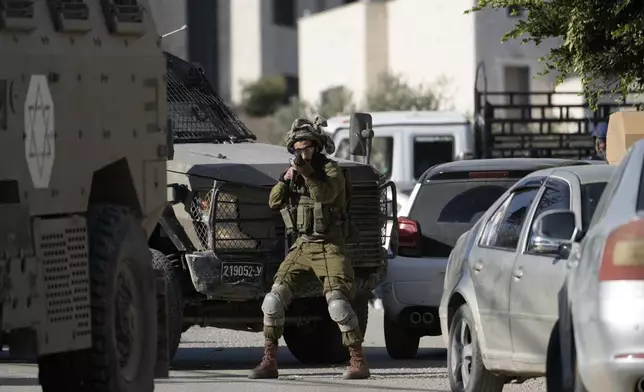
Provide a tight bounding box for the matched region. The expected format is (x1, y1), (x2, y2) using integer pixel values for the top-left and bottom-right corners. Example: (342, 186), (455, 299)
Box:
(149, 53), (398, 364)
(0, 1), (168, 391)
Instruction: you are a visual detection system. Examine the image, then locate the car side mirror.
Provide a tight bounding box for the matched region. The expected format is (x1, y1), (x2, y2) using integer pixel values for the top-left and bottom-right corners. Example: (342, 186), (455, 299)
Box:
(529, 209), (580, 258)
(349, 112), (374, 159)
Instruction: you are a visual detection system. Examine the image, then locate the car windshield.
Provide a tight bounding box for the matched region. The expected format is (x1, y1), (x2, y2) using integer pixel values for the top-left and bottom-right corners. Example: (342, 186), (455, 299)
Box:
(581, 182), (608, 231)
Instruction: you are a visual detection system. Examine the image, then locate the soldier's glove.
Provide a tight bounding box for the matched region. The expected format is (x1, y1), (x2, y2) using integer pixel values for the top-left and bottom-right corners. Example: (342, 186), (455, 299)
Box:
(293, 161), (314, 177)
(279, 171), (290, 185)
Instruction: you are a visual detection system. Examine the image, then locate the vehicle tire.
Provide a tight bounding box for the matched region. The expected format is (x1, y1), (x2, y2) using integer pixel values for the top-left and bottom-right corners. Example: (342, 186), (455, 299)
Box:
(283, 296), (369, 365)
(384, 317), (420, 359)
(546, 323), (565, 392)
(447, 303), (505, 392)
(150, 249), (184, 361)
(38, 204), (157, 392)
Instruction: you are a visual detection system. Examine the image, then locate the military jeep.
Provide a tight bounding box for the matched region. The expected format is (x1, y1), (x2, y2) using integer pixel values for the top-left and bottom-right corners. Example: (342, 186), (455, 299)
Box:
(149, 53), (397, 364)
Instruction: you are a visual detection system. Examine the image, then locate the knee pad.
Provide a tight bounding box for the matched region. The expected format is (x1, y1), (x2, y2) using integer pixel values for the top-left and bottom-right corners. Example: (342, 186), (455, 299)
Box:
(326, 290), (359, 332)
(261, 284), (293, 326)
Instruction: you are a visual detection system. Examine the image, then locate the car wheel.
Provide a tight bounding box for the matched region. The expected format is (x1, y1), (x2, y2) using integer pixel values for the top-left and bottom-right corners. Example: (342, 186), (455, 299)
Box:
(447, 304), (505, 392)
(384, 318), (419, 359)
(150, 249), (184, 361)
(546, 322), (565, 392)
(38, 205), (157, 392)
(284, 296), (368, 365)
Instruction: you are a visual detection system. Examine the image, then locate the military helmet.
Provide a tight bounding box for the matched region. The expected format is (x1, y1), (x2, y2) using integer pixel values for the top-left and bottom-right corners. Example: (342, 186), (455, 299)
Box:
(285, 115), (336, 155)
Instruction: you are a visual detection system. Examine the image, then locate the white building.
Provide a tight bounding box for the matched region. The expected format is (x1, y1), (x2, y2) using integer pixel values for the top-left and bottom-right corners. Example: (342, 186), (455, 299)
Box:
(149, 0), (357, 104)
(298, 0), (562, 114)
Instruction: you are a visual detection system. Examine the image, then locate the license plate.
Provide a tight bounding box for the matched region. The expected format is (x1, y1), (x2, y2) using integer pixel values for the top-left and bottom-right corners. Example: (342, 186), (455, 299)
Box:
(221, 262), (263, 284)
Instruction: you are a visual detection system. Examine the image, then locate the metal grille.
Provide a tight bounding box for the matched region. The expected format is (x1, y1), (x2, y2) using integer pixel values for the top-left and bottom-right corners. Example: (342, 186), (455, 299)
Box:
(346, 182), (386, 267)
(212, 190), (284, 258)
(189, 189), (213, 250)
(165, 52), (256, 143)
(38, 220), (91, 338)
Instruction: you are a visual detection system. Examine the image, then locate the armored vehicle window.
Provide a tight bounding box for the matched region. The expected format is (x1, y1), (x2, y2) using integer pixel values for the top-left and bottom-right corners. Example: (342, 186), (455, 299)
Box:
(48, 0), (91, 32)
(0, 0), (36, 31)
(336, 136), (393, 179)
(101, 0), (145, 35)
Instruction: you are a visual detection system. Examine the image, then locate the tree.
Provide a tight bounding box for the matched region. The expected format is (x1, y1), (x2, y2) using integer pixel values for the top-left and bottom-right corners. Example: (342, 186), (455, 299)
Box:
(316, 86), (356, 118)
(365, 72), (451, 111)
(240, 76), (287, 117)
(466, 1), (644, 108)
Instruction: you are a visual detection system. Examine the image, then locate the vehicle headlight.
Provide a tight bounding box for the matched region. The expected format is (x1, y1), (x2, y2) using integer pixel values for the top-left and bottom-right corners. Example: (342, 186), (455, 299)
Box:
(191, 190), (213, 223)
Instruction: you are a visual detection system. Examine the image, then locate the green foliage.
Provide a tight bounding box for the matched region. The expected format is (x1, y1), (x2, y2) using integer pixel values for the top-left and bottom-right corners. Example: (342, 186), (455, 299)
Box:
(466, 0), (644, 108)
(271, 97), (314, 145)
(365, 72), (451, 111)
(240, 76), (287, 117)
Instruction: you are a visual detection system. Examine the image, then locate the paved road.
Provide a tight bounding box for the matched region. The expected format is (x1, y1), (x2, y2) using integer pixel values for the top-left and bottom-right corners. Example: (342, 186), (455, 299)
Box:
(0, 308), (546, 391)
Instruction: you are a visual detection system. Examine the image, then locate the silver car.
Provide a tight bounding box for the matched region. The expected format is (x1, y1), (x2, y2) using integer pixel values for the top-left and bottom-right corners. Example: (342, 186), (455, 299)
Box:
(439, 164), (615, 391)
(547, 140), (644, 392)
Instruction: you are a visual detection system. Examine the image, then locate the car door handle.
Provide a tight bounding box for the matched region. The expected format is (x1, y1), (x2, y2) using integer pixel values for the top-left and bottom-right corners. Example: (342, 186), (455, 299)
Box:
(474, 262), (483, 272)
(513, 268), (524, 279)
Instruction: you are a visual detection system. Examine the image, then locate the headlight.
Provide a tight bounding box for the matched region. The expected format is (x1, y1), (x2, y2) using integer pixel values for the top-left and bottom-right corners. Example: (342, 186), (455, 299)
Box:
(190, 190), (213, 223)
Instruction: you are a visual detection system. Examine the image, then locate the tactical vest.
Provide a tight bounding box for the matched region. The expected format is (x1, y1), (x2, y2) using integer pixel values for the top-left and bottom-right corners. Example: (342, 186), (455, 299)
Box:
(279, 167), (353, 242)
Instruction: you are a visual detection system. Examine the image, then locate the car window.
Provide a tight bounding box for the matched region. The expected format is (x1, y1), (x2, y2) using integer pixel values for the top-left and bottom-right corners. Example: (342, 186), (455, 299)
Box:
(526, 178), (571, 252)
(479, 196), (512, 247)
(409, 180), (517, 257)
(336, 136), (393, 179)
(581, 182), (607, 231)
(482, 187), (540, 251)
(590, 149), (633, 228)
(413, 135), (454, 179)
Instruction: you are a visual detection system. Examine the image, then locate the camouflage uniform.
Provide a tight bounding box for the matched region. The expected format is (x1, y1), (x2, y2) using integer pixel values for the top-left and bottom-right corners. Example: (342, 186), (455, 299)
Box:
(249, 116), (370, 380)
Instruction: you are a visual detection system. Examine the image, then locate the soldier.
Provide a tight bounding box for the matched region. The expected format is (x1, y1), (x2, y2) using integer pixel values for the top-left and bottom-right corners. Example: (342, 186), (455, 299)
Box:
(590, 122), (608, 161)
(248, 116), (370, 380)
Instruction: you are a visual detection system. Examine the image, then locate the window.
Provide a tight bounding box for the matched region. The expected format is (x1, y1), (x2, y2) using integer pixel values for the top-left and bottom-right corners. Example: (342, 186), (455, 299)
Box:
(273, 0), (296, 27)
(479, 196), (512, 248)
(413, 136), (454, 179)
(335, 136), (393, 179)
(410, 180), (516, 257)
(507, 5), (524, 17)
(526, 178), (571, 252)
(481, 188), (540, 250)
(581, 182), (608, 231)
(284, 75), (299, 100)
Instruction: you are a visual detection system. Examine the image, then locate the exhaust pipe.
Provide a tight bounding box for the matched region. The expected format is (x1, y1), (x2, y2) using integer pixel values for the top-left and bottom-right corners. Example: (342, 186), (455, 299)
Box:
(422, 312), (435, 324)
(409, 312), (421, 324)
(637, 377), (644, 392)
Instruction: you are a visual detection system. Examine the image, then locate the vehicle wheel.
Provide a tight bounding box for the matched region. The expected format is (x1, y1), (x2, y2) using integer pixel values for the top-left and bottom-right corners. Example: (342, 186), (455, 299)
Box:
(447, 304), (505, 392)
(384, 317), (420, 359)
(38, 205), (157, 392)
(150, 249), (184, 361)
(284, 296), (369, 365)
(546, 323), (565, 392)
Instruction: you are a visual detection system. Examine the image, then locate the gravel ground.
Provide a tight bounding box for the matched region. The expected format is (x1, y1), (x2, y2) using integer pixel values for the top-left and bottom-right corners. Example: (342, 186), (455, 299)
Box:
(0, 308), (546, 391)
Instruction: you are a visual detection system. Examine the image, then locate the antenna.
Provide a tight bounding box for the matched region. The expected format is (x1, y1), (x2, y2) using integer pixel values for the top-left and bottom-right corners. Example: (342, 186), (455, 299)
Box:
(161, 24), (187, 39)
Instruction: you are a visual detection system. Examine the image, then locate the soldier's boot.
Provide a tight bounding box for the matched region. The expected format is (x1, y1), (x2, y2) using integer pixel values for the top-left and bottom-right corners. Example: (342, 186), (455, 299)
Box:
(248, 340), (279, 379)
(342, 343), (371, 380)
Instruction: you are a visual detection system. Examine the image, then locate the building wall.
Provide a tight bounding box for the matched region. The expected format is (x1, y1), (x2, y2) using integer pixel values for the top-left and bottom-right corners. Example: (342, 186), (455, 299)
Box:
(299, 1), (388, 108)
(387, 0), (476, 113)
(230, 0), (263, 103)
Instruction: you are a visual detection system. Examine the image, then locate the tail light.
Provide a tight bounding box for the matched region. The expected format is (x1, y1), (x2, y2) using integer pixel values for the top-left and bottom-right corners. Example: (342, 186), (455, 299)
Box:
(599, 219), (644, 281)
(397, 217), (421, 257)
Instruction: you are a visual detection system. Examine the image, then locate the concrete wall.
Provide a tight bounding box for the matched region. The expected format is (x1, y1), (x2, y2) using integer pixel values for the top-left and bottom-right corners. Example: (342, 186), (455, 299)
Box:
(299, 1), (388, 108)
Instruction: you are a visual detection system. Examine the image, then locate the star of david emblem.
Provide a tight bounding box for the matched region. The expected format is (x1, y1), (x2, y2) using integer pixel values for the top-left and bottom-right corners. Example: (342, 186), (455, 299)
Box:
(27, 84), (54, 178)
(23, 75), (56, 189)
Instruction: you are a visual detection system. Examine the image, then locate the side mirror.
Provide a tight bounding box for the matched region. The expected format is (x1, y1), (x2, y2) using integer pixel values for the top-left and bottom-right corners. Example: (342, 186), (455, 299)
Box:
(349, 112), (374, 158)
(529, 209), (579, 258)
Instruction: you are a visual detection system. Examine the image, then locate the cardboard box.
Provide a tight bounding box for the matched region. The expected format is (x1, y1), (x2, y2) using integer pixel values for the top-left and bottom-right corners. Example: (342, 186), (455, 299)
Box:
(606, 111), (644, 165)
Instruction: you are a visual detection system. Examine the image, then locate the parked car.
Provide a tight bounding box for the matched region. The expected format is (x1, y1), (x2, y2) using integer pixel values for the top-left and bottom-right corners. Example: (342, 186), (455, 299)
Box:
(547, 139), (644, 392)
(378, 158), (593, 359)
(438, 163), (615, 391)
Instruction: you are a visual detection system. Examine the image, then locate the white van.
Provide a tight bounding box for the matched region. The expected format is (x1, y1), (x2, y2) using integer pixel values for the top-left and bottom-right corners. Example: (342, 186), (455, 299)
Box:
(325, 111), (474, 205)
